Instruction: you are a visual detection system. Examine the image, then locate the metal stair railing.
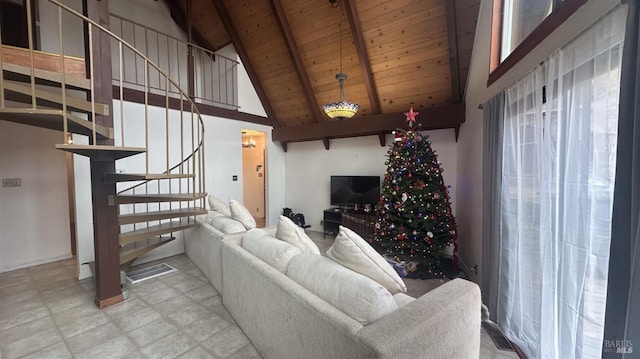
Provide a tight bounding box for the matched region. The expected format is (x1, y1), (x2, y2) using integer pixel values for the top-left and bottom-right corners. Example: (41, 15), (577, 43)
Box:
(46, 0), (206, 208)
(109, 13), (239, 110)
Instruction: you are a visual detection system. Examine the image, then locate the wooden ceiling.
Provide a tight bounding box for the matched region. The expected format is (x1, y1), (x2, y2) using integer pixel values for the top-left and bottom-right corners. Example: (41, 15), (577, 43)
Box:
(166, 0), (480, 146)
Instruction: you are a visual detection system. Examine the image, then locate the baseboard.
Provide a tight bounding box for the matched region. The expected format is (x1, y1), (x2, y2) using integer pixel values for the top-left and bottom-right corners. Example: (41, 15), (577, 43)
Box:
(0, 253), (73, 274)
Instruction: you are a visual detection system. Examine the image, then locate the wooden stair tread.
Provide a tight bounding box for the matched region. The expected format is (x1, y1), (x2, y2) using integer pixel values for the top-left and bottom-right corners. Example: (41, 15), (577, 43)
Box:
(120, 236), (175, 265)
(118, 207), (207, 225)
(105, 172), (195, 183)
(0, 108), (112, 138)
(2, 62), (91, 90)
(3, 80), (109, 116)
(120, 220), (197, 246)
(55, 144), (146, 161)
(114, 193), (207, 204)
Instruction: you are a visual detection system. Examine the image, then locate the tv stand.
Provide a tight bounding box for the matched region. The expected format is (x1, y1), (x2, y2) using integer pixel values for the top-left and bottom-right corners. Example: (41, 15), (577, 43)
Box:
(323, 208), (376, 240)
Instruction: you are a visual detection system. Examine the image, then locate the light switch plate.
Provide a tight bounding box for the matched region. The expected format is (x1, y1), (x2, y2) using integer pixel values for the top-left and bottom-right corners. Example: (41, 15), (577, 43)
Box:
(2, 178), (21, 187)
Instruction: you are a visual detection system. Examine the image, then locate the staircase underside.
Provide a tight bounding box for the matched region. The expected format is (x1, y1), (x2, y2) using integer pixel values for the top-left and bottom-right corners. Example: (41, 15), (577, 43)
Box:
(120, 220), (198, 246)
(114, 192), (208, 204)
(0, 108), (111, 138)
(118, 207), (207, 225)
(55, 144), (146, 161)
(105, 172), (195, 183)
(120, 236), (175, 266)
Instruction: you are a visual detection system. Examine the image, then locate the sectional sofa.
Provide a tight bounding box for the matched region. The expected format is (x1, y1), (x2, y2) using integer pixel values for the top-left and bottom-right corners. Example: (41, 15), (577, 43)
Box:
(185, 216), (481, 358)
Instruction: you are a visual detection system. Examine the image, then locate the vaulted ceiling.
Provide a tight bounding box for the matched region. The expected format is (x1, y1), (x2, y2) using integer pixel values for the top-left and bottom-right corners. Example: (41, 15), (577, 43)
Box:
(165, 0), (480, 147)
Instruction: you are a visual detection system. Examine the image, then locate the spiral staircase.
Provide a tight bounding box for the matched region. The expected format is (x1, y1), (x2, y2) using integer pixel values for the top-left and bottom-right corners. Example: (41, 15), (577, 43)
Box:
(0, 0), (207, 307)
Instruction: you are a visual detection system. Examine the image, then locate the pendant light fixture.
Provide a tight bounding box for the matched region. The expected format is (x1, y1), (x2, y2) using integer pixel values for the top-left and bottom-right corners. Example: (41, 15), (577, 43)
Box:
(323, 0), (359, 120)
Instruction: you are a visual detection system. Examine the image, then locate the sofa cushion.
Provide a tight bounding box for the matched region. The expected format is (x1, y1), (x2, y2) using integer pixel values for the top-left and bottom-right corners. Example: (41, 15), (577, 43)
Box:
(229, 199), (257, 229)
(242, 229), (301, 273)
(210, 215), (246, 234)
(275, 216), (320, 254)
(392, 292), (415, 307)
(208, 195), (231, 217)
(287, 253), (398, 325)
(326, 226), (407, 294)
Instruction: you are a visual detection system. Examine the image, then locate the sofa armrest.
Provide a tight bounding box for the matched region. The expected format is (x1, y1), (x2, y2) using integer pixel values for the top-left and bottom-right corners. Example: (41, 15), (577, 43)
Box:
(355, 278), (481, 359)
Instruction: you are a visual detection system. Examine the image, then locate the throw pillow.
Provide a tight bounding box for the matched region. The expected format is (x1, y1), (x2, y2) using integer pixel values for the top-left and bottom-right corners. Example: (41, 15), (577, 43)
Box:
(242, 228), (302, 273)
(286, 253), (398, 325)
(326, 226), (407, 294)
(275, 215), (320, 254)
(210, 215), (246, 234)
(229, 199), (256, 229)
(208, 195), (231, 217)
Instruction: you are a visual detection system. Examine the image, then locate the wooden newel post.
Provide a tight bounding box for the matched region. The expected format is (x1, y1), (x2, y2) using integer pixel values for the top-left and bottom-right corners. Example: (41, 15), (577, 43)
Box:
(84, 0), (123, 308)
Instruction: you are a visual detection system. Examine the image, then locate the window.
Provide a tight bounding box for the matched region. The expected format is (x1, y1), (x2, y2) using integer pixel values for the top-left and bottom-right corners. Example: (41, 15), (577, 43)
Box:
(0, 0), (39, 49)
(501, 0), (553, 60)
(494, 5), (626, 357)
(489, 0), (587, 85)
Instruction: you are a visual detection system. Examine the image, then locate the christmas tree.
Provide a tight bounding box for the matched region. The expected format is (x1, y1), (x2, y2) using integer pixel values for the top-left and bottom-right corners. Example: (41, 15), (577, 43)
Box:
(372, 108), (458, 278)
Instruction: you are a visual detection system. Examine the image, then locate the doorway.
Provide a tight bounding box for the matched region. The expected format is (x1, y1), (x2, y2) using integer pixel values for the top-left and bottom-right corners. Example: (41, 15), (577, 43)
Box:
(241, 129), (266, 228)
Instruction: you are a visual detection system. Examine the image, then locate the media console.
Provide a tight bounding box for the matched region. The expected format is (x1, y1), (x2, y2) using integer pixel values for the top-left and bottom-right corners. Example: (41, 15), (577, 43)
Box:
(323, 208), (377, 240)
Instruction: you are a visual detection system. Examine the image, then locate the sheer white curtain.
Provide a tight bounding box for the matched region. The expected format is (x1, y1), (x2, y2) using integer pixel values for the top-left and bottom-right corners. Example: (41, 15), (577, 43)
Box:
(497, 5), (627, 358)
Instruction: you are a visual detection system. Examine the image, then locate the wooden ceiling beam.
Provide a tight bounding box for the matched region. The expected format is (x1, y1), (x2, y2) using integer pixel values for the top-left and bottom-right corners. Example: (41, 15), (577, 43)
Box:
(344, 0), (381, 114)
(164, 0), (218, 52)
(273, 103), (465, 143)
(211, 0), (281, 127)
(270, 0), (324, 122)
(444, 0), (461, 103)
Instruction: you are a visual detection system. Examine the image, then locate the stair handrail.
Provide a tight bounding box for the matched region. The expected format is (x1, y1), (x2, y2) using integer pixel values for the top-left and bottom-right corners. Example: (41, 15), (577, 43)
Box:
(47, 0), (206, 196)
(109, 13), (239, 109)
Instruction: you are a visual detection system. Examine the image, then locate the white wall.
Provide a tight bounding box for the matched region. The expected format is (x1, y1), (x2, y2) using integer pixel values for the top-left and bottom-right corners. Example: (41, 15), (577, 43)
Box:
(0, 122), (72, 273)
(284, 130), (458, 233)
(457, 0), (620, 284)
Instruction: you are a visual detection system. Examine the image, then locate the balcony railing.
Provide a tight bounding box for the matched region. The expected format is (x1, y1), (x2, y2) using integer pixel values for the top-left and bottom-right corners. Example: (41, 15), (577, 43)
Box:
(109, 13), (239, 110)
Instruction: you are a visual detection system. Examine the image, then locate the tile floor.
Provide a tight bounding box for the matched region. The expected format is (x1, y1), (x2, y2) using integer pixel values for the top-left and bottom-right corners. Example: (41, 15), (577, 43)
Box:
(0, 231), (519, 359)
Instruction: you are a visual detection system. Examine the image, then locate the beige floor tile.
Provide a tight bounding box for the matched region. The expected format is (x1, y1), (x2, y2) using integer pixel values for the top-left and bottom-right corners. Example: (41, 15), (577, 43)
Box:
(75, 335), (143, 359)
(127, 317), (179, 348)
(0, 298), (49, 331)
(200, 326), (250, 359)
(140, 332), (197, 359)
(168, 303), (213, 328)
(140, 286), (183, 305)
(113, 306), (163, 333)
(19, 342), (73, 359)
(153, 295), (196, 316)
(127, 278), (171, 297)
(0, 324), (63, 358)
(228, 343), (263, 359)
(103, 297), (148, 319)
(66, 322), (122, 356)
(184, 285), (219, 302)
(182, 313), (232, 343)
(176, 345), (217, 359)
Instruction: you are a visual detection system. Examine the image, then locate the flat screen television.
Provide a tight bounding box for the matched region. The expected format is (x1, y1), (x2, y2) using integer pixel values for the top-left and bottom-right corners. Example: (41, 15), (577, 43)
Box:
(330, 175), (380, 207)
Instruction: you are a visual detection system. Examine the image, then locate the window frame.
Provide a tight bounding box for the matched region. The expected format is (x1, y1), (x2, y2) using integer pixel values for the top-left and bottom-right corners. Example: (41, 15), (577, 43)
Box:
(488, 0), (588, 86)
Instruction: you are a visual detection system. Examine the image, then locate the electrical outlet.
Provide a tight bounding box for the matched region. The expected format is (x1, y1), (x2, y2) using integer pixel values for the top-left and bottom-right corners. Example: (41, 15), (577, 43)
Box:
(2, 178), (21, 187)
